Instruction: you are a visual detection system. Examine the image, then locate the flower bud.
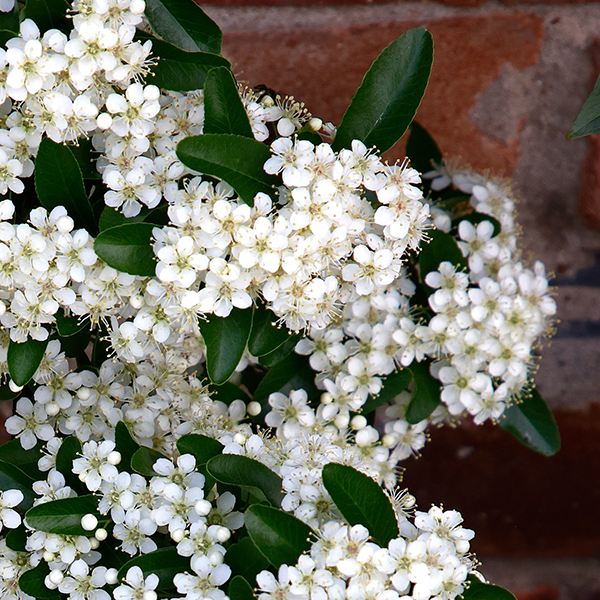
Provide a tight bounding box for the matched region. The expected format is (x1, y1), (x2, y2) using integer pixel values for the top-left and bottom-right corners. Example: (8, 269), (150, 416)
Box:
(215, 526), (230, 543)
(209, 551), (224, 566)
(171, 528), (185, 543)
(247, 401), (261, 416)
(81, 513), (98, 531)
(350, 415), (367, 430)
(105, 568), (118, 585)
(96, 113), (112, 130)
(107, 451), (121, 465)
(233, 433), (245, 445)
(48, 570), (64, 585)
(95, 528), (108, 541)
(194, 500), (211, 516)
(144, 592), (158, 600)
(89, 537), (99, 549)
(45, 402), (60, 417)
(43, 551), (55, 562)
(77, 387), (91, 401)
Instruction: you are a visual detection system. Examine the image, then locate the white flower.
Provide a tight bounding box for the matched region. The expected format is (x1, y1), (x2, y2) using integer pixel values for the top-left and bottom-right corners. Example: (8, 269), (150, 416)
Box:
(0, 490), (23, 531)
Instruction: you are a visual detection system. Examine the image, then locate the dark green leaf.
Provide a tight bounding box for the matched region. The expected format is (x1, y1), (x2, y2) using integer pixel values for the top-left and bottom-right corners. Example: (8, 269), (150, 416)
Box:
(131, 447), (168, 477)
(35, 138), (97, 234)
(176, 434), (223, 466)
(22, 0), (70, 33)
(252, 353), (319, 405)
(98, 207), (145, 231)
(0, 383), (20, 401)
(419, 229), (466, 284)
(149, 38), (230, 92)
(245, 504), (314, 569)
(406, 361), (440, 424)
(0, 4), (18, 34)
(199, 308), (254, 385)
(145, 0), (221, 53)
(55, 310), (88, 337)
(25, 495), (102, 536)
(118, 547), (190, 591)
(0, 29), (17, 47)
(225, 537), (269, 583)
(568, 73), (600, 139)
(360, 368), (413, 415)
(297, 130), (322, 144)
(55, 437), (84, 493)
(204, 67), (253, 138)
(229, 576), (256, 600)
(5, 526), (27, 552)
(0, 461), (35, 509)
(333, 28), (434, 154)
(464, 576), (517, 600)
(94, 223), (157, 277)
(92, 323), (110, 365)
(249, 304), (296, 357)
(68, 139), (100, 180)
(208, 381), (251, 405)
(57, 325), (91, 358)
(322, 463), (398, 546)
(500, 388), (561, 456)
(258, 333), (302, 367)
(176, 134), (280, 205)
(0, 440), (42, 480)
(115, 422), (141, 473)
(7, 337), (48, 387)
(19, 562), (61, 599)
(405, 121), (442, 174)
(207, 454), (283, 507)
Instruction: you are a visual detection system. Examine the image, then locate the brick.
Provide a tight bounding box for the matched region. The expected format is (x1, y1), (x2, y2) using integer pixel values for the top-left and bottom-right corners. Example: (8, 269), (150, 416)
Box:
(220, 15), (544, 172)
(402, 405), (600, 556)
(202, 0), (486, 7)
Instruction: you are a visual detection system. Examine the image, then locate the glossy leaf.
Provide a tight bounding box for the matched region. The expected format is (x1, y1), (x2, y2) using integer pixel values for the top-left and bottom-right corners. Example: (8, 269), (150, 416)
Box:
(118, 547), (190, 591)
(0, 461), (36, 509)
(176, 434), (223, 466)
(19, 562), (61, 599)
(131, 447), (168, 477)
(0, 5), (18, 34)
(204, 67), (253, 138)
(258, 333), (302, 367)
(35, 138), (97, 234)
(55, 437), (83, 493)
(500, 388), (561, 456)
(418, 229), (466, 284)
(463, 576), (517, 600)
(68, 139), (100, 180)
(360, 368), (413, 415)
(55, 310), (88, 337)
(0, 440), (43, 480)
(7, 337), (48, 387)
(568, 74), (600, 139)
(405, 361), (440, 424)
(245, 504), (313, 569)
(405, 121), (442, 174)
(333, 28), (434, 154)
(225, 537), (269, 583)
(145, 0), (221, 53)
(115, 422), (141, 473)
(322, 463), (398, 547)
(57, 325), (91, 358)
(229, 576), (256, 600)
(199, 308), (254, 385)
(208, 381), (251, 405)
(23, 0), (70, 33)
(94, 223), (157, 277)
(249, 304), (296, 357)
(5, 526), (27, 552)
(207, 454), (283, 507)
(149, 38), (230, 92)
(0, 383), (20, 401)
(25, 495), (102, 536)
(99, 207), (145, 231)
(176, 134), (280, 205)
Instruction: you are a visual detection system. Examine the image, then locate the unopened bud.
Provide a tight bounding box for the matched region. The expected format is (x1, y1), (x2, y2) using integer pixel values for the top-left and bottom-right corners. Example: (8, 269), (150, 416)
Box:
(382, 434), (396, 448)
(45, 402), (60, 417)
(96, 113), (112, 130)
(144, 592), (158, 600)
(194, 500), (211, 517)
(247, 401), (261, 416)
(48, 569), (64, 585)
(308, 117), (322, 132)
(56, 215), (74, 233)
(43, 551), (55, 562)
(209, 551), (224, 566)
(81, 513), (98, 531)
(77, 387), (91, 401)
(89, 538), (99, 549)
(171, 528), (185, 543)
(455, 540), (470, 554)
(320, 392), (333, 405)
(95, 528), (108, 541)
(232, 433), (245, 445)
(107, 451), (121, 465)
(215, 526), (230, 543)
(350, 415), (367, 430)
(105, 568), (118, 585)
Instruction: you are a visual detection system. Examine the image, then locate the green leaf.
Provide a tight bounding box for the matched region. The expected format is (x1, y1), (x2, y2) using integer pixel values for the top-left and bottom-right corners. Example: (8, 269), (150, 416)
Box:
(34, 138), (97, 234)
(360, 368), (413, 415)
(115, 422), (141, 473)
(176, 134), (280, 205)
(204, 67), (253, 138)
(68, 139), (100, 180)
(225, 537), (269, 583)
(98, 207), (145, 231)
(145, 0), (221, 53)
(0, 382), (19, 401)
(199, 308), (254, 385)
(406, 361), (440, 424)
(0, 461), (36, 509)
(0, 440), (43, 478)
(208, 381), (251, 405)
(568, 73), (600, 139)
(25, 495), (102, 535)
(322, 463), (398, 546)
(118, 547), (190, 591)
(19, 562), (61, 599)
(131, 447), (168, 477)
(206, 454), (283, 507)
(149, 37), (230, 92)
(55, 437), (84, 493)
(0, 4), (19, 34)
(463, 576), (517, 600)
(7, 337), (48, 387)
(500, 388), (561, 456)
(258, 333), (302, 367)
(252, 352), (318, 406)
(57, 325), (91, 358)
(22, 0), (70, 33)
(245, 504), (314, 569)
(229, 576), (256, 600)
(418, 229), (466, 284)
(176, 434), (223, 466)
(332, 28), (434, 154)
(405, 121), (442, 174)
(5, 526), (27, 552)
(94, 223), (157, 277)
(249, 304), (297, 357)
(55, 310), (88, 337)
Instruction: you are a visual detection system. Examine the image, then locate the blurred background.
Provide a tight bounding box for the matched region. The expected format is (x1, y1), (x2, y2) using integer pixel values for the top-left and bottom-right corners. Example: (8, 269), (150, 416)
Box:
(196, 1), (600, 598)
